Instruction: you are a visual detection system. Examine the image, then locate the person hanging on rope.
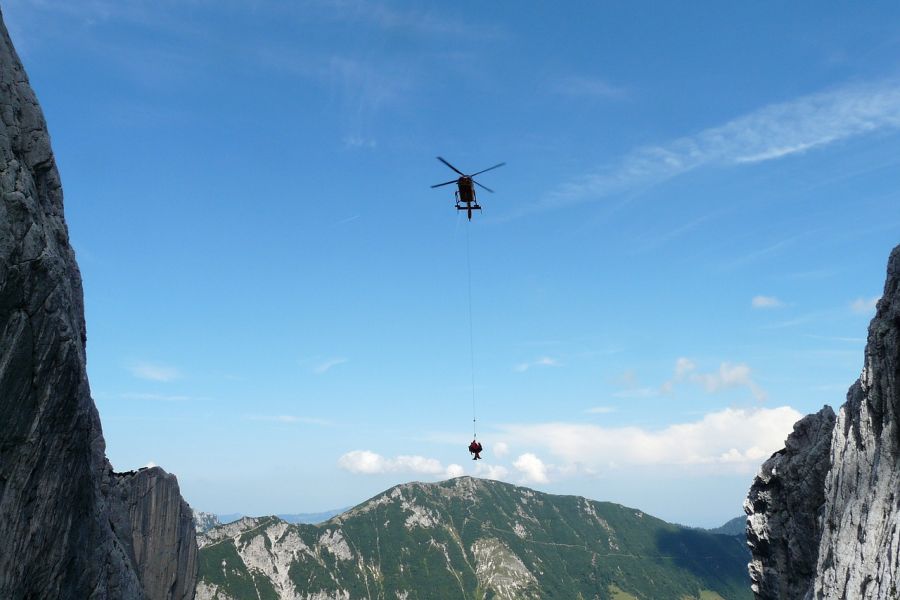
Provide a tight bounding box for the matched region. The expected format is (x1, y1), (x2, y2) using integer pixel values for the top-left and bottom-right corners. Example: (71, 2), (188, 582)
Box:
(468, 439), (483, 460)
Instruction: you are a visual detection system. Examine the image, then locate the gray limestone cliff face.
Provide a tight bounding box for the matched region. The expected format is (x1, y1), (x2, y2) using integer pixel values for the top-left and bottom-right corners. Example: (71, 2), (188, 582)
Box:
(108, 469), (199, 600)
(0, 8), (197, 600)
(745, 407), (836, 599)
(746, 244), (900, 600)
(814, 246), (900, 599)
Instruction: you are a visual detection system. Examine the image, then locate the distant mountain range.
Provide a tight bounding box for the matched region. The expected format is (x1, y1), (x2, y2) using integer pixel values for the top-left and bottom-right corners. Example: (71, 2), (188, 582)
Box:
(195, 477), (751, 599)
(194, 509), (350, 533)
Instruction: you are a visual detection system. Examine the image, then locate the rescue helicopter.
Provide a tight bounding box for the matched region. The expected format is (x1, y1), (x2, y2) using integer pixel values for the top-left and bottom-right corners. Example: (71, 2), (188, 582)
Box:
(431, 156), (505, 220)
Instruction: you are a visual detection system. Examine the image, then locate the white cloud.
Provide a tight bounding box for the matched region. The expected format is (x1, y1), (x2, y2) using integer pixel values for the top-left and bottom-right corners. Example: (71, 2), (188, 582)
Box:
(445, 464), (465, 478)
(493, 441), (510, 457)
(694, 364), (764, 398)
(514, 356), (560, 372)
(513, 453), (549, 484)
(611, 388), (657, 399)
(499, 406), (802, 475)
(128, 361), (180, 382)
(338, 450), (455, 477)
(850, 296), (881, 314)
(338, 450), (386, 474)
(675, 357), (696, 377)
(143, 461), (157, 469)
(663, 358), (767, 401)
(585, 406), (616, 414)
(535, 77), (900, 213)
(752, 295), (785, 309)
(313, 357), (348, 374)
(474, 462), (510, 481)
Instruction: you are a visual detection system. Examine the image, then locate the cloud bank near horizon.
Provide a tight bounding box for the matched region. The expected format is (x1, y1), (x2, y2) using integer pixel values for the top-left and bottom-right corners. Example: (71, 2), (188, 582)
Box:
(339, 405), (803, 489)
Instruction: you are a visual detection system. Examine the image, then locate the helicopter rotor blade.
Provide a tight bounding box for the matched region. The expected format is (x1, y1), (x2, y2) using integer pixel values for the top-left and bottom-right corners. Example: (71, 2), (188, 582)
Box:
(431, 179), (458, 188)
(473, 180), (494, 193)
(470, 162), (506, 177)
(437, 156), (466, 176)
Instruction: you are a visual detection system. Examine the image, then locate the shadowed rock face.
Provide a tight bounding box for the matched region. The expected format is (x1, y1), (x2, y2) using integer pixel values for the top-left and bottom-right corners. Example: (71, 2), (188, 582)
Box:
(0, 8), (197, 600)
(745, 407), (836, 599)
(746, 244), (900, 600)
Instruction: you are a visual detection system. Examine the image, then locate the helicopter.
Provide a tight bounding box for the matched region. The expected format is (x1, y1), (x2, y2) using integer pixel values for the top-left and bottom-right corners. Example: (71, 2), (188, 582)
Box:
(431, 156), (505, 220)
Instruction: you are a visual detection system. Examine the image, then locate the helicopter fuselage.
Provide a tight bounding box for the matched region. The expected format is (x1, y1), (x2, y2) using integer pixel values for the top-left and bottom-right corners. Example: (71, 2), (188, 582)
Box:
(456, 177), (476, 204)
(455, 177), (481, 220)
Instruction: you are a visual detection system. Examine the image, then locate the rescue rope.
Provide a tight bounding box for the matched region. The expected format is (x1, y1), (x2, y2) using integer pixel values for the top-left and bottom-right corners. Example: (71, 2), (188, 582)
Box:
(465, 222), (476, 438)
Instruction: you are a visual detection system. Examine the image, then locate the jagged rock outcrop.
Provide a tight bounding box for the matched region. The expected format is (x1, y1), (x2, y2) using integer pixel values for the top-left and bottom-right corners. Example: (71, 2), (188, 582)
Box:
(814, 245), (900, 599)
(745, 407), (836, 598)
(0, 8), (197, 599)
(746, 244), (900, 600)
(193, 510), (222, 534)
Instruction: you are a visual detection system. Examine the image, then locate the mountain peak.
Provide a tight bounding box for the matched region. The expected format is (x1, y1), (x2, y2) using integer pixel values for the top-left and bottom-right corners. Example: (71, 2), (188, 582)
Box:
(197, 477), (751, 599)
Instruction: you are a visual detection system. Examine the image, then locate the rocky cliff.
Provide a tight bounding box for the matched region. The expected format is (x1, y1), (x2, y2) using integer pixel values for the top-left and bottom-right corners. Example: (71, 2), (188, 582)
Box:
(745, 407), (836, 599)
(0, 8), (197, 600)
(194, 510), (223, 534)
(746, 244), (900, 600)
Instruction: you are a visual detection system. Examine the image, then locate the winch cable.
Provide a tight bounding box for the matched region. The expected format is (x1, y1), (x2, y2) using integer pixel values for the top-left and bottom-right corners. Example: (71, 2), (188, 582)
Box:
(465, 221), (477, 439)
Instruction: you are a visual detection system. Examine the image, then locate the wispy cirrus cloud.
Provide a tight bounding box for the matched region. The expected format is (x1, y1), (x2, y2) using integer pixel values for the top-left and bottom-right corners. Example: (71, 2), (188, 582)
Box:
(342, 135), (376, 149)
(310, 0), (504, 39)
(121, 392), (195, 402)
(128, 361), (180, 382)
(611, 387), (658, 399)
(514, 356), (561, 372)
(244, 415), (332, 426)
(313, 357), (348, 374)
(850, 295), (881, 314)
(551, 75), (626, 100)
(720, 237), (799, 271)
(661, 357), (767, 402)
(534, 78), (900, 213)
(752, 295), (785, 309)
(804, 334), (865, 343)
(336, 213), (361, 225)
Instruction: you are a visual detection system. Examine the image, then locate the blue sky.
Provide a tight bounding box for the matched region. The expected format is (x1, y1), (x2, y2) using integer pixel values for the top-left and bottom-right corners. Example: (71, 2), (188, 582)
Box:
(6, 1), (900, 527)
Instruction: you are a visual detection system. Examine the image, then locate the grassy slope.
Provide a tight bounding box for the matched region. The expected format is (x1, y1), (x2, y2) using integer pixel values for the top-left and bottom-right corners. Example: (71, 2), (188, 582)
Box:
(198, 478), (751, 600)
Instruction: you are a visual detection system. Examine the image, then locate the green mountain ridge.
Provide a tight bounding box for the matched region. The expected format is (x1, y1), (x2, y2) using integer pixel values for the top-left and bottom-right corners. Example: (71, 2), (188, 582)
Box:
(195, 477), (751, 600)
(705, 517), (746, 538)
